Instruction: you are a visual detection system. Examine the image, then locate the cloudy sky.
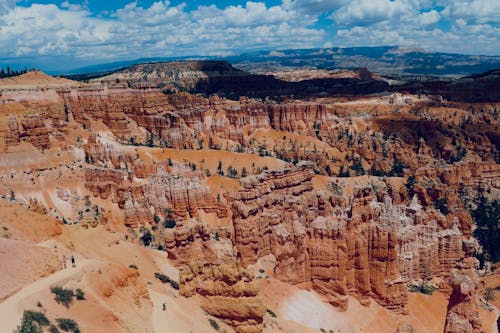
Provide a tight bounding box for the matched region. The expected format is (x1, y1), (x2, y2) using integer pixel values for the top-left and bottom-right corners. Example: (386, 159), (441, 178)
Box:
(0, 0), (499, 71)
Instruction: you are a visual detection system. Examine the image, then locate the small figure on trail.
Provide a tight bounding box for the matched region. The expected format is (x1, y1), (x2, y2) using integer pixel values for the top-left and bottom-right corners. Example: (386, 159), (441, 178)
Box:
(62, 255), (67, 269)
(162, 303), (166, 311)
(71, 255), (76, 267)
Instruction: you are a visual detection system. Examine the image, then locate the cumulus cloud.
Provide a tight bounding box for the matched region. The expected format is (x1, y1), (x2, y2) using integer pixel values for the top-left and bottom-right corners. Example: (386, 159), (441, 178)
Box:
(328, 0), (499, 55)
(0, 0), (498, 70)
(418, 9), (440, 26)
(282, 0), (348, 14)
(0, 1), (324, 67)
(331, 0), (410, 26)
(442, 0), (500, 24)
(0, 0), (17, 15)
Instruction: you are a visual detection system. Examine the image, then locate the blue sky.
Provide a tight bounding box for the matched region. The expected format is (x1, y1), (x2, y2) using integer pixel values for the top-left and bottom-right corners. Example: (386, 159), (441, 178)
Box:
(0, 0), (499, 71)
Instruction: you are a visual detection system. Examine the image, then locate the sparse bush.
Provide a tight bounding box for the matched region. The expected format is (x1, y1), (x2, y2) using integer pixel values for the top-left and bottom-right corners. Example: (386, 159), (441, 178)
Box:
(140, 230), (153, 246)
(129, 264), (138, 270)
(349, 160), (365, 176)
(154, 272), (171, 284)
(408, 282), (437, 295)
(227, 165), (238, 178)
(163, 209), (177, 229)
(24, 310), (50, 326)
(217, 161), (224, 175)
(472, 195), (499, 262)
(405, 175), (416, 198)
(56, 318), (80, 333)
(75, 288), (85, 300)
(50, 286), (74, 308)
(324, 165), (333, 176)
(266, 309), (277, 317)
(154, 272), (179, 290)
(435, 197), (449, 215)
(49, 325), (61, 333)
(370, 166), (384, 177)
(337, 165), (350, 177)
(15, 310), (50, 333)
(209, 318), (220, 331)
(389, 161), (405, 177)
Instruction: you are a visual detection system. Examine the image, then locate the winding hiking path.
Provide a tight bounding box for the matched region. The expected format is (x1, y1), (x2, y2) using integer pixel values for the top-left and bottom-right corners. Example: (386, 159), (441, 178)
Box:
(0, 259), (93, 333)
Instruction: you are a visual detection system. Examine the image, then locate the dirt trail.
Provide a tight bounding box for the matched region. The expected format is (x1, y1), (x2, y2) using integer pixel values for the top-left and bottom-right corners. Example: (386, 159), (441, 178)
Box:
(0, 259), (94, 333)
(149, 289), (232, 333)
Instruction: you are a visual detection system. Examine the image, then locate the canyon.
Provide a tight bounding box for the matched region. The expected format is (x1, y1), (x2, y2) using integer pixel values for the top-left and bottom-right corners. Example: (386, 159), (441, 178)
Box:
(0, 64), (498, 333)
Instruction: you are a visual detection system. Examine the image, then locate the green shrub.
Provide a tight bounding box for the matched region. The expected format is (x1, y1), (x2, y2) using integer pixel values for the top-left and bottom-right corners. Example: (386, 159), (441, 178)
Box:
(163, 209), (177, 229)
(408, 282), (437, 295)
(56, 318), (80, 333)
(140, 230), (153, 246)
(209, 318), (220, 331)
(75, 288), (85, 300)
(337, 165), (350, 177)
(24, 310), (50, 326)
(164, 220), (176, 229)
(266, 309), (277, 317)
(49, 325), (61, 333)
(15, 310), (50, 333)
(472, 195), (499, 262)
(349, 160), (365, 176)
(389, 161), (405, 177)
(435, 197), (449, 215)
(405, 175), (416, 198)
(15, 319), (42, 333)
(154, 272), (179, 290)
(154, 272), (171, 284)
(50, 286), (74, 308)
(169, 280), (180, 290)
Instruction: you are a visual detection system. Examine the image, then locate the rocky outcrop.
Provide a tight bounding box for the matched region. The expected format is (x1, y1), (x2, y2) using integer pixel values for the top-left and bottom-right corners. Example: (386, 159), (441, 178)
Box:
(92, 61), (249, 91)
(2, 114), (52, 149)
(180, 260), (266, 333)
(225, 164), (474, 312)
(146, 166), (227, 220)
(84, 167), (130, 202)
(61, 87), (170, 142)
(227, 166), (408, 310)
(444, 265), (482, 333)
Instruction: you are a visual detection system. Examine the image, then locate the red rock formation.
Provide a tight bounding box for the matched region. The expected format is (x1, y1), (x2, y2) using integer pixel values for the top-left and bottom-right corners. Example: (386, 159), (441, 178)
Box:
(267, 103), (327, 133)
(146, 166), (227, 220)
(84, 167), (129, 202)
(227, 165), (412, 310)
(444, 264), (482, 333)
(180, 260), (266, 333)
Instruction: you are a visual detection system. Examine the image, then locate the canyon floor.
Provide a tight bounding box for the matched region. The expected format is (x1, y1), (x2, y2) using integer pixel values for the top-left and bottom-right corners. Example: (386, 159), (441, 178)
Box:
(0, 66), (499, 333)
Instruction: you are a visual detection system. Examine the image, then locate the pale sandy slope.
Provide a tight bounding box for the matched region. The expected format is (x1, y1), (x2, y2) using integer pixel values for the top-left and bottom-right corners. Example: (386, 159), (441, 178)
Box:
(0, 258), (94, 333)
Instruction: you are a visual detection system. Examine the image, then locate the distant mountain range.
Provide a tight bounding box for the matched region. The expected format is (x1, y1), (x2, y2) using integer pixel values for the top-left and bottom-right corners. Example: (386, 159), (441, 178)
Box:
(64, 46), (500, 77)
(68, 59), (500, 103)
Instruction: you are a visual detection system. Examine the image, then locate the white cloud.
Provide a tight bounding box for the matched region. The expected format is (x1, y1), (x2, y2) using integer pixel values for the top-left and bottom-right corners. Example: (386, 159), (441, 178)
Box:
(0, 0), (17, 15)
(331, 0), (409, 26)
(442, 0), (500, 24)
(0, 0), (498, 70)
(419, 9), (440, 26)
(283, 0), (349, 14)
(0, 1), (324, 68)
